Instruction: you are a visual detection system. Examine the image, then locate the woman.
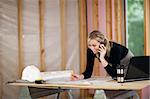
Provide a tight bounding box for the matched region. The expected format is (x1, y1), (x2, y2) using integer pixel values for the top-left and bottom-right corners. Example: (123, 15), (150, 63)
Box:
(71, 30), (137, 99)
(72, 30), (133, 80)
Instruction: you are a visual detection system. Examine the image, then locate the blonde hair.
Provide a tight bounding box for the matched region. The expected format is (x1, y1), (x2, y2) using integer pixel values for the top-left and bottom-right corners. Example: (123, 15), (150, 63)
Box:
(88, 30), (111, 57)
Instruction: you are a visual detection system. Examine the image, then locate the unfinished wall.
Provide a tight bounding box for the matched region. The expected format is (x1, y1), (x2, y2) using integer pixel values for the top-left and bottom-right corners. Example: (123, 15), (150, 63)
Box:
(0, 0), (80, 98)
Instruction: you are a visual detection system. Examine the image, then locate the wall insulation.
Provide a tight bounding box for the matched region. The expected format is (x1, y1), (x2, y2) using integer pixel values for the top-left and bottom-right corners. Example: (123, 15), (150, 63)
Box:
(0, 0), (80, 98)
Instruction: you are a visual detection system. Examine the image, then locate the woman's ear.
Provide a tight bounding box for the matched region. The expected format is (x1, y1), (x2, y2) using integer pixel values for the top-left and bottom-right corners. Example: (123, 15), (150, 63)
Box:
(99, 39), (107, 46)
(104, 39), (107, 46)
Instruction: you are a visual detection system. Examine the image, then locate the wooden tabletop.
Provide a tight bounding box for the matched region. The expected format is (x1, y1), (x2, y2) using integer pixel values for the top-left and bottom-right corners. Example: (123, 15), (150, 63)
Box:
(8, 77), (150, 90)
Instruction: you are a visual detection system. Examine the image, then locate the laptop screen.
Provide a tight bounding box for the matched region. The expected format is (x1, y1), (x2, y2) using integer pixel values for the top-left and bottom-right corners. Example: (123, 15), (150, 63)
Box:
(125, 56), (150, 81)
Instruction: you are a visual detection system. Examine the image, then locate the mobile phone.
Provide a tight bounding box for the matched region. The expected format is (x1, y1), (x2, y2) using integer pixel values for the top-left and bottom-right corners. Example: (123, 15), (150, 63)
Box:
(98, 45), (101, 57)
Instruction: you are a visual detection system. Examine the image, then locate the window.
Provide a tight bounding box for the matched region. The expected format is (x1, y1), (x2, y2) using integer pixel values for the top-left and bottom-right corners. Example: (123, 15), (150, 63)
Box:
(126, 0), (144, 56)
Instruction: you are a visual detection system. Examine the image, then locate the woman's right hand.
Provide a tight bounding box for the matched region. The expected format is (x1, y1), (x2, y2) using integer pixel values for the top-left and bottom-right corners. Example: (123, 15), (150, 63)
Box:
(71, 74), (84, 81)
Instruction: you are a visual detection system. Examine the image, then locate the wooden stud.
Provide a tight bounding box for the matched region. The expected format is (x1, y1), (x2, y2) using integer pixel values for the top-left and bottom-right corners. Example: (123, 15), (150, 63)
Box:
(144, 0), (150, 55)
(59, 1), (68, 98)
(0, 76), (1, 98)
(18, 0), (24, 78)
(79, 0), (87, 98)
(39, 1), (46, 98)
(79, 0), (87, 74)
(114, 0), (123, 44)
(123, 0), (127, 46)
(92, 0), (99, 30)
(137, 90), (142, 99)
(106, 0), (112, 40)
(114, 0), (118, 42)
(39, 0), (45, 72)
(60, 0), (67, 70)
(92, 0), (100, 76)
(0, 61), (1, 99)
(119, 0), (123, 44)
(114, 0), (118, 43)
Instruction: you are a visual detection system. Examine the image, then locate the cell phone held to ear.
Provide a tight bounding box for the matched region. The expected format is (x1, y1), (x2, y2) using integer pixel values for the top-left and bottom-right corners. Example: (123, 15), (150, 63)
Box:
(97, 50), (101, 62)
(97, 45), (101, 59)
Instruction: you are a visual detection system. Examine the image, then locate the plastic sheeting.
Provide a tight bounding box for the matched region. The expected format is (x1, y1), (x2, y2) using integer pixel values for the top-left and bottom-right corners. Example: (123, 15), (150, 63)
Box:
(0, 0), (80, 98)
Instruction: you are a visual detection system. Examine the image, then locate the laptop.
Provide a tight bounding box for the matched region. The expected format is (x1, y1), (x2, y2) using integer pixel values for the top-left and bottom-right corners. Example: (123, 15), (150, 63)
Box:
(124, 56), (150, 82)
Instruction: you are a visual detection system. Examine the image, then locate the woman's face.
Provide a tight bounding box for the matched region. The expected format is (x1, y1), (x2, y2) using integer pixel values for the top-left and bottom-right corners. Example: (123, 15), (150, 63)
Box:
(88, 39), (100, 54)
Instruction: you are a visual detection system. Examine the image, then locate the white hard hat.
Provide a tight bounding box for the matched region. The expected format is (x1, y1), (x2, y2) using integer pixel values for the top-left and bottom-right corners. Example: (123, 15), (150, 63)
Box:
(21, 65), (42, 82)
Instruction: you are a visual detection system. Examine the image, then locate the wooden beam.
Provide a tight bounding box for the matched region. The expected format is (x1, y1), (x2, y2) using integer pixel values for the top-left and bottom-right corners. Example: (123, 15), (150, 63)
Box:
(79, 0), (87, 74)
(39, 0), (45, 71)
(114, 0), (119, 42)
(60, 0), (67, 70)
(144, 0), (150, 55)
(92, 0), (100, 76)
(92, 0), (99, 30)
(79, 0), (87, 98)
(0, 77), (1, 98)
(106, 0), (112, 40)
(18, 0), (24, 78)
(114, 0), (123, 44)
(123, 0), (127, 46)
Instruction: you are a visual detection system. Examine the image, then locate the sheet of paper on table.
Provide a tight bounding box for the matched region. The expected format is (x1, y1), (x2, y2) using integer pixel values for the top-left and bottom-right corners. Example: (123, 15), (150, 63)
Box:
(41, 70), (121, 86)
(45, 76), (121, 87)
